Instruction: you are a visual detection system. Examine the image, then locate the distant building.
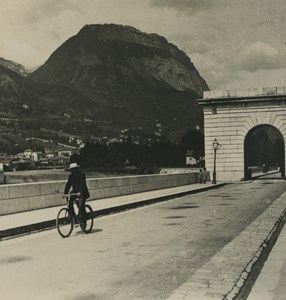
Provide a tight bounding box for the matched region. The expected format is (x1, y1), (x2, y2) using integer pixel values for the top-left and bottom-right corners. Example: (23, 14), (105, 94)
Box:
(186, 150), (197, 166)
(31, 152), (44, 162)
(24, 149), (33, 158)
(57, 149), (78, 157)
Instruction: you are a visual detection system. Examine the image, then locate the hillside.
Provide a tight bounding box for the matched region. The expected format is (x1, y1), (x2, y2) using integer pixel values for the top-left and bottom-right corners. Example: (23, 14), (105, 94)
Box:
(30, 24), (208, 93)
(29, 24), (208, 140)
(0, 24), (209, 153)
(0, 57), (29, 77)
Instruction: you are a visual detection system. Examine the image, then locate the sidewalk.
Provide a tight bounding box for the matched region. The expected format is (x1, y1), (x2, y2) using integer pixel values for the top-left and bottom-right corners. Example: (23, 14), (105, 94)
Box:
(0, 182), (224, 239)
(165, 184), (286, 300)
(250, 170), (280, 180)
(247, 220), (286, 300)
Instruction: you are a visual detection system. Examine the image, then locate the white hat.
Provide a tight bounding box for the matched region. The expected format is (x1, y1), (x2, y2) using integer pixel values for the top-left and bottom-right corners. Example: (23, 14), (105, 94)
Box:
(67, 162), (80, 170)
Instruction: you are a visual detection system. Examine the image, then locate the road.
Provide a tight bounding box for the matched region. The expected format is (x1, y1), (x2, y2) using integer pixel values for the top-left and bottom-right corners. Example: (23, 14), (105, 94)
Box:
(1, 178), (286, 300)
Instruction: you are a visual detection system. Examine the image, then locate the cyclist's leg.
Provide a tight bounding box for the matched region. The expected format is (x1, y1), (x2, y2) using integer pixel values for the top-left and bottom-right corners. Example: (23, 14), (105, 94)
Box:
(68, 197), (77, 223)
(80, 203), (93, 233)
(79, 198), (87, 224)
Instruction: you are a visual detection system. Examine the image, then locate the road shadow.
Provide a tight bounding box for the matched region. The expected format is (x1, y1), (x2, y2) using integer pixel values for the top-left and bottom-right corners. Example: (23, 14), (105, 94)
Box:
(0, 256), (32, 264)
(73, 228), (103, 236)
(68, 292), (105, 300)
(165, 216), (186, 219)
(90, 228), (103, 234)
(168, 205), (199, 210)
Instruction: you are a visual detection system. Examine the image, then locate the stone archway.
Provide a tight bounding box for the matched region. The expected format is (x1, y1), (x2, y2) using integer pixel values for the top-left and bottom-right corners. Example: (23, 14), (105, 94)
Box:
(198, 87), (286, 181)
(244, 125), (285, 179)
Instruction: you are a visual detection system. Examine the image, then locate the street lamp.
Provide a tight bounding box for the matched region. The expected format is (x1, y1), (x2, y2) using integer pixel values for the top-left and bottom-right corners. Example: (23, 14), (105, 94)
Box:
(212, 138), (221, 184)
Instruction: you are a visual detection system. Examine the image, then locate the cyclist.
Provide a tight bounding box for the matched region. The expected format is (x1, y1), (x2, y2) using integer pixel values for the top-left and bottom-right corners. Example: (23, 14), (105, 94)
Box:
(63, 162), (90, 225)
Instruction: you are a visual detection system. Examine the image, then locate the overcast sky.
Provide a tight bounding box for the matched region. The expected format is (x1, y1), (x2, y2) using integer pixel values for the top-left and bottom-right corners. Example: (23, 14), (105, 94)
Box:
(0, 0), (286, 90)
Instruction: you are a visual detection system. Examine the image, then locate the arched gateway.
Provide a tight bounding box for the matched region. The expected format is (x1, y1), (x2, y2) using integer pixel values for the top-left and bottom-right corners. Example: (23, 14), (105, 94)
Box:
(198, 87), (286, 181)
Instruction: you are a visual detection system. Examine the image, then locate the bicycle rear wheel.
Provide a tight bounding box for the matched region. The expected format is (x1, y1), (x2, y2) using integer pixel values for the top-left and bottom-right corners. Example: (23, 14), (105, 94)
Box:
(80, 204), (94, 234)
(56, 208), (73, 238)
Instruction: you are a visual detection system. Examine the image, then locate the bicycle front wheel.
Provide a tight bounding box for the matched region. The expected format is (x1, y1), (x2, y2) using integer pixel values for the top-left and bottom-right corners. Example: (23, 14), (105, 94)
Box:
(56, 208), (73, 238)
(80, 204), (94, 234)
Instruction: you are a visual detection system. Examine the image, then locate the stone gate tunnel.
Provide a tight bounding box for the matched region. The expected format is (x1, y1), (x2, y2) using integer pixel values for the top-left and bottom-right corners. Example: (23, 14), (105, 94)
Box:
(199, 87), (286, 182)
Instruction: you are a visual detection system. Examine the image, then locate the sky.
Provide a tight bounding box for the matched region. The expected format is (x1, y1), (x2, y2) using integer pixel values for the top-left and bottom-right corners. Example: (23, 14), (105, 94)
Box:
(0, 0), (286, 90)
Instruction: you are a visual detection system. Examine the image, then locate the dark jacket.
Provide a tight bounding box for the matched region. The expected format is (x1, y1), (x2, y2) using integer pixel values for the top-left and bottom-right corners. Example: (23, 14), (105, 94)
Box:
(64, 169), (90, 200)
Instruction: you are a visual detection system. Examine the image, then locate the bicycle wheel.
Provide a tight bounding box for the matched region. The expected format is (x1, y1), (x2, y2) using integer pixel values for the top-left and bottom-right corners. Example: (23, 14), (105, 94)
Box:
(79, 204), (94, 234)
(56, 208), (73, 238)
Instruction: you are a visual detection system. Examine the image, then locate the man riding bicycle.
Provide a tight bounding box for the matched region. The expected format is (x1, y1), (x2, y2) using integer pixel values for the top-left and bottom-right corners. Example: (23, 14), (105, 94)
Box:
(63, 163), (90, 225)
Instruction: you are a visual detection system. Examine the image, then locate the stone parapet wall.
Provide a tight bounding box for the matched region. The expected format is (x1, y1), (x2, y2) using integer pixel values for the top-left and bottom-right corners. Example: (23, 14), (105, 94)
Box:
(0, 172), (199, 216)
(159, 168), (197, 174)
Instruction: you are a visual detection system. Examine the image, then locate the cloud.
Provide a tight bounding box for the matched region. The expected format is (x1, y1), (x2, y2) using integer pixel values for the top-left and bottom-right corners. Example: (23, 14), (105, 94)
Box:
(190, 52), (241, 90)
(0, 0), (85, 68)
(21, 0), (80, 22)
(236, 42), (282, 72)
(0, 0), (285, 90)
(149, 0), (214, 13)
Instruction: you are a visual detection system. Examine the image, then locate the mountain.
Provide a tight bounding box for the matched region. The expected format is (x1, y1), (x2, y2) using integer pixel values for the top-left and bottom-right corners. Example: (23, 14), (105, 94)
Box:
(0, 24), (209, 153)
(0, 64), (97, 117)
(0, 57), (30, 77)
(0, 63), (100, 153)
(29, 24), (208, 141)
(30, 24), (208, 93)
(0, 64), (40, 117)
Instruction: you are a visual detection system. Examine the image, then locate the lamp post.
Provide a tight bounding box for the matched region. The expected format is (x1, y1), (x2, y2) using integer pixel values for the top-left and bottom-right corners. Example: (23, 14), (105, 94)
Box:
(212, 138), (221, 184)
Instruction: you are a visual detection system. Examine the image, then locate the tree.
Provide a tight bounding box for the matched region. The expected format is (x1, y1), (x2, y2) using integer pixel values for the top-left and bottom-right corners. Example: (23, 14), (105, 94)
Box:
(180, 129), (204, 159)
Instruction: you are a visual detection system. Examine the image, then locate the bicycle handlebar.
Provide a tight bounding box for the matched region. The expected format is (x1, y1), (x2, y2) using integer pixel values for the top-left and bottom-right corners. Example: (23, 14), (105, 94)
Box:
(62, 193), (81, 200)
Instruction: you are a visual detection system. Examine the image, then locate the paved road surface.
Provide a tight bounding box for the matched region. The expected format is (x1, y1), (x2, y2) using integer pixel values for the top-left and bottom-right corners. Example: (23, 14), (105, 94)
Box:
(1, 179), (285, 300)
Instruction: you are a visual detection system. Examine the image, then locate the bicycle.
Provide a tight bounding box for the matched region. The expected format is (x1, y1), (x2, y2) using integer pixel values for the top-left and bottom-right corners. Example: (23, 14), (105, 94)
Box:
(56, 193), (94, 238)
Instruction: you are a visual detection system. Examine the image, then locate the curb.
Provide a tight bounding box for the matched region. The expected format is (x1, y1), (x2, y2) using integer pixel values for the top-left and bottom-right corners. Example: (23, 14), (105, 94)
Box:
(166, 189), (286, 300)
(0, 183), (226, 240)
(224, 202), (286, 299)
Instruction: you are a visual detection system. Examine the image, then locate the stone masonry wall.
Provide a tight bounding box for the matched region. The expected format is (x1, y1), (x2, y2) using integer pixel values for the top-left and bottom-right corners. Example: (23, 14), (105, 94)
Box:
(203, 101), (286, 182)
(0, 172), (199, 216)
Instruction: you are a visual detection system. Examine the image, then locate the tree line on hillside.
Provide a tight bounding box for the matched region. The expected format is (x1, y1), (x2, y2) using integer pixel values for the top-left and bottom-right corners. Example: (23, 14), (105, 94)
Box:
(72, 129), (204, 169)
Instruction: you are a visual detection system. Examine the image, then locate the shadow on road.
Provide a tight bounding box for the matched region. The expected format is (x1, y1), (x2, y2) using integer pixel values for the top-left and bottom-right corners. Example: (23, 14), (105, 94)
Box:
(169, 205), (199, 210)
(73, 228), (103, 236)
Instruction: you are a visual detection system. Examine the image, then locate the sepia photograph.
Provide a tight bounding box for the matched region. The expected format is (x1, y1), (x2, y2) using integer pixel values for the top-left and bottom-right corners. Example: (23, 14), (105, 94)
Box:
(0, 1), (286, 299)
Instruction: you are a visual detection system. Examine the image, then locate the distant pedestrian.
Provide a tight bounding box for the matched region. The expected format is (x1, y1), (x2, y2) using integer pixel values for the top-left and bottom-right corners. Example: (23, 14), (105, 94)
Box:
(280, 164), (285, 178)
(265, 163), (269, 173)
(199, 168), (203, 183)
(199, 168), (207, 183)
(248, 168), (252, 180)
(262, 164), (266, 173)
(202, 167), (207, 184)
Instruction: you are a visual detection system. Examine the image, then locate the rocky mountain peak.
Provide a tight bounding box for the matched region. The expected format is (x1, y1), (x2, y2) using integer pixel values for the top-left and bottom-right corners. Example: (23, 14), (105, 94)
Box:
(31, 24), (208, 95)
(0, 57), (29, 77)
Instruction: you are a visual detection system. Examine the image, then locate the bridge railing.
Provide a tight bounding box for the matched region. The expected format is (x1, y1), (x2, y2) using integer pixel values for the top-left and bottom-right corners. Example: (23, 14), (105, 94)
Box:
(0, 172), (200, 216)
(203, 86), (286, 99)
